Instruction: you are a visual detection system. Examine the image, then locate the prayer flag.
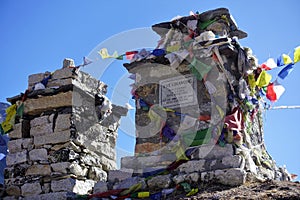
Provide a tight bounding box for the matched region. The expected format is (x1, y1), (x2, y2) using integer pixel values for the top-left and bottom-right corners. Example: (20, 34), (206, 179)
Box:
(266, 81), (285, 102)
(125, 51), (138, 60)
(277, 55), (284, 67)
(278, 63), (294, 80)
(282, 54), (293, 65)
(294, 46), (300, 63)
(83, 56), (92, 66)
(98, 48), (119, 59)
(260, 58), (277, 70)
(256, 70), (272, 88)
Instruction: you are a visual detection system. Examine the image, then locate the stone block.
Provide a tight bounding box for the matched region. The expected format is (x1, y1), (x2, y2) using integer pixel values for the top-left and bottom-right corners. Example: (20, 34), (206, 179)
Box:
(88, 166), (107, 181)
(6, 150), (27, 166)
(21, 182), (42, 196)
(24, 91), (73, 115)
(29, 149), (48, 161)
(51, 162), (70, 174)
(34, 130), (70, 146)
(113, 176), (146, 190)
(51, 178), (75, 192)
(6, 185), (21, 196)
(177, 160), (206, 173)
(121, 153), (176, 170)
(30, 115), (52, 128)
(25, 165), (51, 176)
(28, 73), (50, 88)
(47, 78), (73, 88)
(30, 123), (53, 137)
(93, 181), (108, 194)
(135, 142), (166, 154)
(22, 138), (33, 149)
(54, 114), (71, 132)
(147, 174), (172, 189)
(8, 120), (30, 139)
(7, 139), (23, 153)
(191, 144), (234, 160)
(214, 168), (246, 186)
(38, 192), (69, 200)
(108, 169), (133, 182)
(52, 67), (74, 80)
(73, 179), (95, 195)
(69, 163), (88, 177)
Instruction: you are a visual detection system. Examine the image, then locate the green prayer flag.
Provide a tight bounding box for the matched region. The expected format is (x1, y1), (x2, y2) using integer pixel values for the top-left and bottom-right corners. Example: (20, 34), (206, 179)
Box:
(199, 19), (217, 30)
(188, 58), (212, 81)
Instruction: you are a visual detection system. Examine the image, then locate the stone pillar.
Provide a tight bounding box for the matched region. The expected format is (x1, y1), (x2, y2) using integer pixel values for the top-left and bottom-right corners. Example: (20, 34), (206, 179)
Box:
(4, 63), (127, 199)
(119, 8), (282, 185)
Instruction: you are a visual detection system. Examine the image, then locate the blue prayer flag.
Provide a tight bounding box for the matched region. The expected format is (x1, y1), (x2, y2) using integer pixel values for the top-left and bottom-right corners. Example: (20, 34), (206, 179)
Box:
(278, 63), (294, 79)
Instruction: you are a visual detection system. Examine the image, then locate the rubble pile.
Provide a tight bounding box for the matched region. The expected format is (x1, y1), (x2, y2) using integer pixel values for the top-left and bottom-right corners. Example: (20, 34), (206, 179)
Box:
(2, 61), (127, 199)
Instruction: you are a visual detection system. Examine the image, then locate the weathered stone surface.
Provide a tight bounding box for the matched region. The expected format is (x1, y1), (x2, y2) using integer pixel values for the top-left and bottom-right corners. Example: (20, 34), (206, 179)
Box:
(69, 163), (88, 177)
(52, 67), (74, 79)
(29, 149), (48, 161)
(30, 123), (53, 137)
(191, 144), (234, 160)
(178, 160), (206, 173)
(93, 181), (108, 194)
(38, 192), (69, 200)
(214, 168), (246, 186)
(30, 115), (52, 128)
(42, 183), (50, 193)
(147, 174), (172, 189)
(25, 165), (51, 176)
(7, 139), (23, 153)
(121, 153), (176, 169)
(173, 174), (187, 184)
(21, 182), (42, 196)
(73, 179), (95, 195)
(80, 153), (102, 167)
(8, 120), (30, 139)
(6, 185), (21, 196)
(221, 155), (245, 169)
(22, 138), (33, 149)
(108, 169), (133, 182)
(34, 130), (70, 146)
(6, 150), (27, 166)
(51, 162), (70, 174)
(113, 177), (145, 190)
(88, 166), (107, 181)
(51, 178), (75, 192)
(54, 114), (71, 132)
(24, 91), (73, 115)
(47, 78), (73, 88)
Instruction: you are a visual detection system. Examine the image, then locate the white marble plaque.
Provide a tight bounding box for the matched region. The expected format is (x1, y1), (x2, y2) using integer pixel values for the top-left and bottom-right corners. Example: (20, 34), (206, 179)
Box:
(159, 74), (197, 108)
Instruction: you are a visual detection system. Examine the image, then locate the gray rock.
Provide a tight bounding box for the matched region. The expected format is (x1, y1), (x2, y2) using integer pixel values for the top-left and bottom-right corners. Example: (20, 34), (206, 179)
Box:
(147, 174), (172, 189)
(6, 150), (27, 166)
(30, 115), (52, 128)
(51, 178), (76, 192)
(69, 163), (88, 177)
(88, 166), (107, 181)
(22, 138), (33, 149)
(177, 160), (206, 173)
(51, 162), (70, 174)
(6, 185), (21, 196)
(7, 139), (23, 153)
(34, 130), (70, 146)
(191, 144), (234, 160)
(25, 164), (51, 176)
(108, 169), (133, 182)
(54, 114), (71, 132)
(187, 172), (200, 183)
(21, 182), (42, 196)
(172, 174), (187, 184)
(38, 192), (69, 200)
(113, 176), (145, 190)
(73, 179), (95, 195)
(30, 123), (53, 137)
(214, 168), (246, 186)
(29, 149), (48, 161)
(93, 181), (108, 194)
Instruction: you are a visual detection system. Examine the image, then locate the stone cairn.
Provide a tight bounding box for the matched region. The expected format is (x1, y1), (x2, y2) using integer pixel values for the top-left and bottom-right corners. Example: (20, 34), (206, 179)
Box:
(3, 61), (127, 199)
(2, 7), (292, 200)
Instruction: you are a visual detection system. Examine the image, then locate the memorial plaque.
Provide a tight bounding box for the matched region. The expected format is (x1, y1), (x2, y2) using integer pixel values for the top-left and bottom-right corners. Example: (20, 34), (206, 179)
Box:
(159, 74), (197, 108)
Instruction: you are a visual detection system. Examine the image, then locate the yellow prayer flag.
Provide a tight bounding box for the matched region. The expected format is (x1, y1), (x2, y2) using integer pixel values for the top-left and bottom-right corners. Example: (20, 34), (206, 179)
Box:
(137, 192), (150, 198)
(1, 104), (17, 133)
(294, 46), (300, 63)
(98, 48), (119, 59)
(282, 54), (293, 65)
(256, 70), (272, 88)
(166, 44), (180, 53)
(248, 74), (256, 91)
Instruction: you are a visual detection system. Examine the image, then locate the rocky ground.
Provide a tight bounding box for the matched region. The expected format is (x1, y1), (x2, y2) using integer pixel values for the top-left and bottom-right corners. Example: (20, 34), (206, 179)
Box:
(165, 180), (300, 200)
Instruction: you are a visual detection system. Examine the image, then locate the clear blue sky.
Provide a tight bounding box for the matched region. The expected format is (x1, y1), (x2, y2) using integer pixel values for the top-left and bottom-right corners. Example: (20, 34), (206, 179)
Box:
(1, 0), (299, 180)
